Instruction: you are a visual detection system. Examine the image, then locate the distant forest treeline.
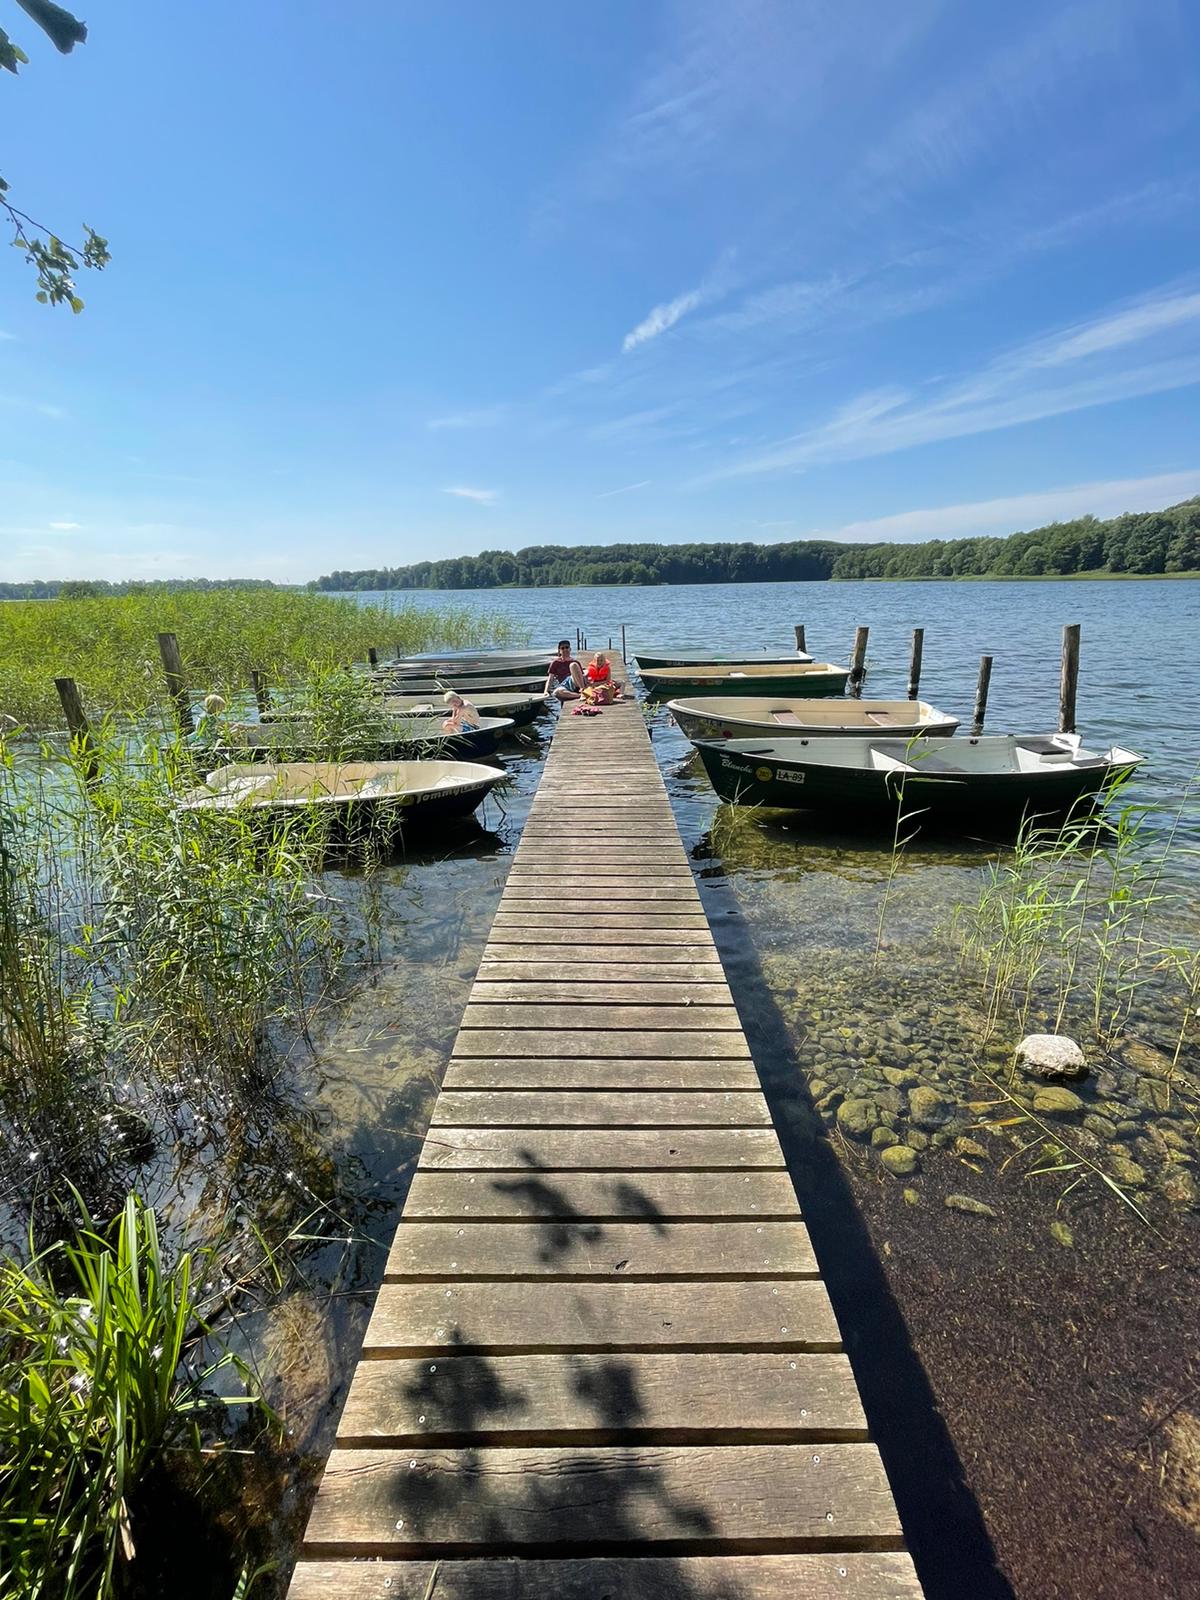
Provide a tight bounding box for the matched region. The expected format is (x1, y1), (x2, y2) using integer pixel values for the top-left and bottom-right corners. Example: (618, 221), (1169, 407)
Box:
(310, 498), (1200, 590)
(0, 578), (279, 600)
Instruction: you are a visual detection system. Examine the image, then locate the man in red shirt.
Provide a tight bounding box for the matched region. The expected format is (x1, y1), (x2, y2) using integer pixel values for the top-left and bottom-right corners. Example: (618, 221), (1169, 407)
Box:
(544, 639), (585, 702)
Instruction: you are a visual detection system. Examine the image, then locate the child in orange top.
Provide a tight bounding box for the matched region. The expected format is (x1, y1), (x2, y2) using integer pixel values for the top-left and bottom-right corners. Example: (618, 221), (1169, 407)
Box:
(583, 651), (622, 704)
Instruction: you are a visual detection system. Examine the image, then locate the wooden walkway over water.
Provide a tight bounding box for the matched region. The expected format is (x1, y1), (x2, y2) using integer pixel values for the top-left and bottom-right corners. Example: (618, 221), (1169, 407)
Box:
(288, 669), (922, 1599)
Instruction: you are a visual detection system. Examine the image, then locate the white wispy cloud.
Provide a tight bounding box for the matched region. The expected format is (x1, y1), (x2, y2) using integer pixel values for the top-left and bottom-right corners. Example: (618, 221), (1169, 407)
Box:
(622, 286), (707, 352)
(819, 471), (1200, 545)
(427, 405), (510, 430)
(597, 480), (652, 499)
(700, 282), (1200, 481)
(48, 521), (82, 531)
(442, 485), (500, 505)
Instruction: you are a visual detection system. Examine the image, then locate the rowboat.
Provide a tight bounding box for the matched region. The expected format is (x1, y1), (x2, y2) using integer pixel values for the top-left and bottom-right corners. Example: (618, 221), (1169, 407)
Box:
(639, 662), (850, 698)
(369, 673), (549, 696)
(668, 696), (958, 741)
(384, 653), (548, 680)
(381, 690), (551, 727)
(208, 715), (514, 761)
(693, 733), (1144, 817)
(633, 648), (813, 669)
(182, 760), (506, 829)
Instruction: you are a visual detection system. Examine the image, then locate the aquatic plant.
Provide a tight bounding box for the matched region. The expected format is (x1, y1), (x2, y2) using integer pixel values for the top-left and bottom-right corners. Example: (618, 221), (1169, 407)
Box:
(0, 587), (527, 728)
(0, 1194), (256, 1600)
(949, 778), (1200, 1066)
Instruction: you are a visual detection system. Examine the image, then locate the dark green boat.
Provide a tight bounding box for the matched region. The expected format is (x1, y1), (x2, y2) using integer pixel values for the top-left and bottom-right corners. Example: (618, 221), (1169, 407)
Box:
(639, 662), (850, 698)
(694, 734), (1144, 817)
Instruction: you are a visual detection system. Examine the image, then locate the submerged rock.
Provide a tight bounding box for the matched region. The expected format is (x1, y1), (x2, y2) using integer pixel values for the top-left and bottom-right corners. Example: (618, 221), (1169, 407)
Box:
(908, 1086), (949, 1129)
(1108, 1152), (1147, 1188)
(881, 1067), (919, 1088)
(1016, 1033), (1088, 1081)
(881, 1143), (919, 1177)
(945, 1193), (998, 1218)
(836, 1097), (879, 1139)
(1032, 1086), (1085, 1117)
(1049, 1220), (1074, 1248)
(955, 1136), (989, 1162)
(871, 1126), (899, 1149)
(1160, 1169), (1199, 1208)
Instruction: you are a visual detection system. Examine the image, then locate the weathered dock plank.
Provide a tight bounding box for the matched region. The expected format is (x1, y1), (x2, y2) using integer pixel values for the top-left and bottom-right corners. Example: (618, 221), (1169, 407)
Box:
(288, 1555), (924, 1600)
(362, 1278), (844, 1355)
(402, 1169), (801, 1217)
(337, 1351), (867, 1445)
(287, 659), (922, 1598)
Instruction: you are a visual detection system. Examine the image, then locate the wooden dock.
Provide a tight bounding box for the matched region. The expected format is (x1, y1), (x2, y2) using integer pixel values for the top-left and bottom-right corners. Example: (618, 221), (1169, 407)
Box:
(288, 673), (923, 1599)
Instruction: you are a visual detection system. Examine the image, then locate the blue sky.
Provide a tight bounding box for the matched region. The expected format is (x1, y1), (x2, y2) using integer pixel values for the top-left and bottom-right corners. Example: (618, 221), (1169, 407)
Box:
(3, 0), (1200, 581)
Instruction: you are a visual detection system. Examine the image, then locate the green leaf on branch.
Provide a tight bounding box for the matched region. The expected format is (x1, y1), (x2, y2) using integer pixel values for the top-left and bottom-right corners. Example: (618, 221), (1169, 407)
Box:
(13, 0), (86, 54)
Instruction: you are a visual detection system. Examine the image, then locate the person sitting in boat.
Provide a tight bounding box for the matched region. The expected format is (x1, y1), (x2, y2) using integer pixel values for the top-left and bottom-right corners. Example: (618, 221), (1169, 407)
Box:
(583, 650), (622, 705)
(441, 690), (480, 732)
(545, 640), (585, 702)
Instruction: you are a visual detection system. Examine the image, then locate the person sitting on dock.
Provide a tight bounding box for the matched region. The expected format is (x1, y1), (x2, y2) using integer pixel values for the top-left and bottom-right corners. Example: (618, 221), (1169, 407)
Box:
(583, 650), (622, 705)
(545, 640), (585, 702)
(441, 691), (480, 731)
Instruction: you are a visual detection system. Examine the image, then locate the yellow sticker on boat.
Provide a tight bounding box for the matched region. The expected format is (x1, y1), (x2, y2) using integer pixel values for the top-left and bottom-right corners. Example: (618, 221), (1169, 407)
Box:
(755, 765), (772, 781)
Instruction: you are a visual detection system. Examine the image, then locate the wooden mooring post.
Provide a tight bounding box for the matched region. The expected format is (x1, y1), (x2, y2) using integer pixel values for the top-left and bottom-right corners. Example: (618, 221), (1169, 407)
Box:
(250, 670), (271, 717)
(54, 677), (100, 783)
(972, 654), (993, 734)
(1059, 623), (1081, 735)
(367, 646), (378, 668)
(849, 625), (869, 697)
(906, 628), (924, 701)
(620, 622), (627, 661)
(794, 623), (806, 653)
(156, 632), (194, 736)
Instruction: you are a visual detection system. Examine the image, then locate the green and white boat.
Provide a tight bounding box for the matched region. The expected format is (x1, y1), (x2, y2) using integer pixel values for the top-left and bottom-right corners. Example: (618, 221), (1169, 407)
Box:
(370, 672), (549, 696)
(639, 662), (850, 698)
(633, 648), (813, 669)
(183, 759), (506, 831)
(209, 714), (514, 762)
(693, 733), (1144, 817)
(384, 652), (548, 680)
(381, 690), (551, 727)
(668, 696), (958, 741)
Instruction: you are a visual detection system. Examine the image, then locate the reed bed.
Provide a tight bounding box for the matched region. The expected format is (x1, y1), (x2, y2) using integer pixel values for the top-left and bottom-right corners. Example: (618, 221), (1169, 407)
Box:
(0, 1195), (257, 1600)
(0, 588), (527, 728)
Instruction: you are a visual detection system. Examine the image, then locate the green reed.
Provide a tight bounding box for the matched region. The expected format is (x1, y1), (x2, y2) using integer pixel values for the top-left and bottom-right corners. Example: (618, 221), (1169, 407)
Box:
(950, 778), (1199, 1061)
(0, 587), (527, 728)
(0, 724), (344, 1220)
(0, 1193), (257, 1600)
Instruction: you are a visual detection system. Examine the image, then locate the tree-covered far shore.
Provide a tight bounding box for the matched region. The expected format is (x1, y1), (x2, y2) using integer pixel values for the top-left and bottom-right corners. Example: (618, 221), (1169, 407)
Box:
(310, 497), (1200, 590)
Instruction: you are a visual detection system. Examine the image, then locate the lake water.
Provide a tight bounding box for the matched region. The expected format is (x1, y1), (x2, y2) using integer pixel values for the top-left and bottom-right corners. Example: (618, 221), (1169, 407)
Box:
(353, 578), (1199, 812)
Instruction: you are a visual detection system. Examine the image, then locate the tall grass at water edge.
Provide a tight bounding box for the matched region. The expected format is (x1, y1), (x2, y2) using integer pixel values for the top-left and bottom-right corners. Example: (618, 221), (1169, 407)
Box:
(0, 727), (343, 1228)
(0, 588), (528, 728)
(0, 1195), (257, 1600)
(0, 723), (399, 1595)
(949, 780), (1199, 1065)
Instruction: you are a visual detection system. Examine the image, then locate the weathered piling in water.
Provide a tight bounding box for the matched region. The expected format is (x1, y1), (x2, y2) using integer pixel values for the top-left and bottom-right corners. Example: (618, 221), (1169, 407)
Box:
(906, 628), (924, 701)
(54, 677), (100, 782)
(156, 632), (194, 736)
(367, 646), (378, 668)
(250, 670), (271, 716)
(620, 622), (627, 660)
(972, 655), (993, 734)
(1059, 623), (1080, 735)
(794, 623), (807, 653)
(849, 625), (869, 697)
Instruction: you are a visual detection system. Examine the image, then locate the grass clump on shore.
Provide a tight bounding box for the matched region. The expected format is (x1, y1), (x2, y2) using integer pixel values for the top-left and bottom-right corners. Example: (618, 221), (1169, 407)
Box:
(0, 587), (528, 728)
(0, 1194), (257, 1600)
